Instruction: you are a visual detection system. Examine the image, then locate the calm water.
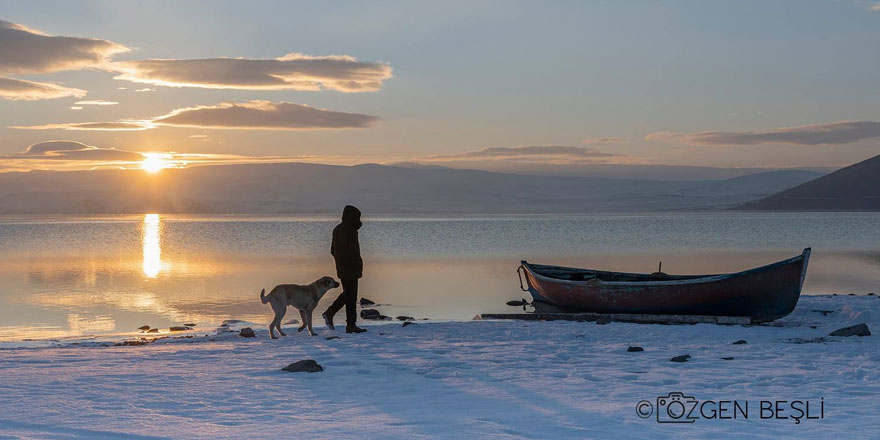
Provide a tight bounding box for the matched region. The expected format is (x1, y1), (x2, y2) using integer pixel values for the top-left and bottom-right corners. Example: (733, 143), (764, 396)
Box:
(1, 212), (879, 342)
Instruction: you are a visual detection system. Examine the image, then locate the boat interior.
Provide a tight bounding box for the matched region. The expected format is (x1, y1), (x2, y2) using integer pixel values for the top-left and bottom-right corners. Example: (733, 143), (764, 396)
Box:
(526, 263), (712, 282)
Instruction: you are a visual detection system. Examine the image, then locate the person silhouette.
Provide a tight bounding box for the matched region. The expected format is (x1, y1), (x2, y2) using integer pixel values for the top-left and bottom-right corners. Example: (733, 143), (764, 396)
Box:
(323, 205), (367, 333)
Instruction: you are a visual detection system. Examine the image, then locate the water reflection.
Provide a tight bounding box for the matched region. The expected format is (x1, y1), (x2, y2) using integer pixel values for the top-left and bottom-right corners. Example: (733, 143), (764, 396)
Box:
(143, 214), (161, 278)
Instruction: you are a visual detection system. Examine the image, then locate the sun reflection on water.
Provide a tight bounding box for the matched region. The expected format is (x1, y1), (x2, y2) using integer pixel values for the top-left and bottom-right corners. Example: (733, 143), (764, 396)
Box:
(143, 214), (161, 278)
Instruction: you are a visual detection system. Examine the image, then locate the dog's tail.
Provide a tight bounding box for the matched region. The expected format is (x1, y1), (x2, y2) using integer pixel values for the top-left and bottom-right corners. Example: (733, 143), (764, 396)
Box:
(260, 288), (268, 304)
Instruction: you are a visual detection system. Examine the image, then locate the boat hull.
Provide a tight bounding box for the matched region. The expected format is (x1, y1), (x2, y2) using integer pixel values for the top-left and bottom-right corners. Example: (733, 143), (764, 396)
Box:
(519, 249), (810, 323)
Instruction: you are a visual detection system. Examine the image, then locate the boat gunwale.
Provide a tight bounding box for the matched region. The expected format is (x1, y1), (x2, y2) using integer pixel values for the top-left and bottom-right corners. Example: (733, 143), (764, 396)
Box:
(521, 248), (810, 287)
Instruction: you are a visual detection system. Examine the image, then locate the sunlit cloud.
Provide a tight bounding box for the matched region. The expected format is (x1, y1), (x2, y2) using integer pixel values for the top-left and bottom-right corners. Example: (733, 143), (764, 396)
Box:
(422, 145), (622, 163)
(134, 87), (154, 92)
(70, 106), (83, 110)
(74, 99), (118, 106)
(111, 53), (392, 92)
(10, 140), (145, 161)
(581, 137), (623, 145)
(0, 20), (128, 74)
(645, 121), (880, 146)
(0, 76), (86, 100)
(0, 139), (374, 172)
(152, 100), (379, 129)
(12, 121), (154, 131)
(11, 100), (378, 131)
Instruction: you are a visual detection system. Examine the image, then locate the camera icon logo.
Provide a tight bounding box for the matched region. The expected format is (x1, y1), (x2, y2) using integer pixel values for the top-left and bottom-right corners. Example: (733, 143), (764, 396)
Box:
(656, 392), (698, 423)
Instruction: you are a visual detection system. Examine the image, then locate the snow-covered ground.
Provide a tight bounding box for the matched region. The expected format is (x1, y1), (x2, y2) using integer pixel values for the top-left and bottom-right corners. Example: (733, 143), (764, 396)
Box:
(0, 294), (877, 439)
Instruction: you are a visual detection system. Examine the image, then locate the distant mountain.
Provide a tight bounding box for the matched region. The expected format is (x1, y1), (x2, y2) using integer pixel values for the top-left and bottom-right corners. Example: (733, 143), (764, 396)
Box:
(736, 154), (880, 211)
(0, 162), (824, 214)
(396, 161), (833, 181)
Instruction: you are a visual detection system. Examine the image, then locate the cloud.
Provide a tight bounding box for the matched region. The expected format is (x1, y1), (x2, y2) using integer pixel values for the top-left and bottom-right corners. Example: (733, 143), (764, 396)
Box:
(0, 76), (87, 100)
(423, 145), (621, 163)
(70, 106), (83, 110)
(111, 53), (392, 92)
(871, 2), (880, 11)
(581, 137), (623, 145)
(0, 20), (128, 74)
(10, 140), (144, 161)
(134, 88), (154, 92)
(74, 100), (118, 106)
(645, 121), (880, 145)
(12, 121), (154, 131)
(10, 100), (378, 131)
(153, 101), (379, 129)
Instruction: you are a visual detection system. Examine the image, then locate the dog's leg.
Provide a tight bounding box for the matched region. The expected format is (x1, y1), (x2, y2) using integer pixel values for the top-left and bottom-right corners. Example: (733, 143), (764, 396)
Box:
(269, 298), (284, 339)
(277, 314), (287, 337)
(297, 309), (307, 332)
(306, 310), (318, 336)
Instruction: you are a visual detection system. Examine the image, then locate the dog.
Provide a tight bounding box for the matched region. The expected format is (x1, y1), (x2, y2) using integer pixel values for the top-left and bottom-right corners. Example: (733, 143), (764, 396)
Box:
(260, 276), (340, 338)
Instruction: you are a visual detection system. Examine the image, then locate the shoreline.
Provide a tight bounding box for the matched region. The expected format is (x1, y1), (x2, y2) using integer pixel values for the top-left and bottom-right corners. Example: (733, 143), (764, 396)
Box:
(0, 295), (876, 439)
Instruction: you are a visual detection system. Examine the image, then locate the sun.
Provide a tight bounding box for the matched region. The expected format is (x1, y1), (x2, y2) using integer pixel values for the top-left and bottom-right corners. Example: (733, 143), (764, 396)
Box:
(141, 154), (168, 173)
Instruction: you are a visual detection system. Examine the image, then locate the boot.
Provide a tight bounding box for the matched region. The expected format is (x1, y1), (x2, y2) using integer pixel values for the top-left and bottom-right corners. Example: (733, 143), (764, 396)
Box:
(322, 312), (335, 331)
(346, 324), (367, 334)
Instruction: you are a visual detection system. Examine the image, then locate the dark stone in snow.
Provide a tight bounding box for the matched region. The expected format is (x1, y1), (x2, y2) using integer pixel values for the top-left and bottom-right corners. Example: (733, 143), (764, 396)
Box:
(169, 326), (188, 332)
(596, 316), (612, 325)
(147, 328), (159, 333)
(670, 354), (691, 363)
(359, 298), (376, 306)
(115, 339), (151, 346)
(506, 299), (528, 306)
(396, 316), (414, 321)
(867, 292), (875, 296)
(732, 340), (747, 345)
(402, 321), (416, 327)
(239, 327), (256, 338)
(360, 309), (380, 319)
(627, 346), (644, 352)
(282, 360), (323, 373)
(721, 357), (734, 361)
(138, 325), (150, 331)
(810, 325), (817, 329)
(184, 323), (196, 327)
(829, 323), (871, 337)
(326, 336), (340, 340)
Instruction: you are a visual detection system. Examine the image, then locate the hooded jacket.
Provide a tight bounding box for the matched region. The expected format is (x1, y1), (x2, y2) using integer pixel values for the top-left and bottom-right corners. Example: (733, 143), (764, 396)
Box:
(331, 205), (363, 280)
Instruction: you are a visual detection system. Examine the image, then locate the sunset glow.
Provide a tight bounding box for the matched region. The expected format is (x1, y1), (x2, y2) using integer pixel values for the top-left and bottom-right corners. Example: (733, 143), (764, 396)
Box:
(142, 214), (161, 278)
(141, 154), (168, 173)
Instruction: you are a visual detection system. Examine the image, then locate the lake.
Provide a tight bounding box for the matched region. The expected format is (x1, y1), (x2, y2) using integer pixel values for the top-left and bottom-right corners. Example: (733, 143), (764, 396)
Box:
(1, 212), (878, 342)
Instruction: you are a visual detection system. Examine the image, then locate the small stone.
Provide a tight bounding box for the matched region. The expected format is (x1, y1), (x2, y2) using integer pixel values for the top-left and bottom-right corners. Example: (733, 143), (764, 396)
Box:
(396, 316), (414, 321)
(147, 328), (159, 333)
(169, 326), (188, 332)
(359, 298), (376, 306)
(360, 309), (380, 319)
(867, 292), (875, 296)
(326, 336), (340, 340)
(115, 339), (151, 346)
(829, 323), (871, 337)
(184, 323), (196, 327)
(732, 340), (747, 345)
(239, 327), (256, 338)
(402, 321), (416, 327)
(721, 357), (734, 361)
(670, 354), (691, 363)
(281, 359), (323, 373)
(627, 346), (644, 352)
(506, 300), (528, 306)
(596, 316), (612, 325)
(810, 325), (817, 329)
(137, 325), (151, 331)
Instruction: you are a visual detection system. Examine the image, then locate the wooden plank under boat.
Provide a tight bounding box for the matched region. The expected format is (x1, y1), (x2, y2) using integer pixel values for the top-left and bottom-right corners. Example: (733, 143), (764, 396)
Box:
(517, 248), (811, 323)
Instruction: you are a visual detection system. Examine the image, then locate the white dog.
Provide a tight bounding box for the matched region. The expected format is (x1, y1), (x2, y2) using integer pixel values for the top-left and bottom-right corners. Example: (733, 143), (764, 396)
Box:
(260, 276), (340, 338)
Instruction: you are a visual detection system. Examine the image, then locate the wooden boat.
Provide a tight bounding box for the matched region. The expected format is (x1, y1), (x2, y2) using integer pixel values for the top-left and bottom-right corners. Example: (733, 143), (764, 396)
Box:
(517, 248), (811, 323)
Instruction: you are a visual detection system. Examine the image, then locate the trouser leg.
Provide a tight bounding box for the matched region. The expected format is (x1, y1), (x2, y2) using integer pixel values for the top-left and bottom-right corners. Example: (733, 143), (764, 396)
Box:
(343, 278), (358, 325)
(325, 287), (347, 317)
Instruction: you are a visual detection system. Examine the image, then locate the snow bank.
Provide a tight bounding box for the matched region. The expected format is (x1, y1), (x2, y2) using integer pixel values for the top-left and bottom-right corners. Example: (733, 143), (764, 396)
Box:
(0, 295), (877, 439)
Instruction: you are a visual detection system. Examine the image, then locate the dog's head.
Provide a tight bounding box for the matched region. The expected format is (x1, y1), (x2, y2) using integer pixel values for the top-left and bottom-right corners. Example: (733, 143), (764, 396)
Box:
(316, 276), (341, 295)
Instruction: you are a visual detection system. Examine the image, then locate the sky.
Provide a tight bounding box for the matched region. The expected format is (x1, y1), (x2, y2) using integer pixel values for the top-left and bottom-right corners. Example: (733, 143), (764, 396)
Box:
(1, 0), (879, 174)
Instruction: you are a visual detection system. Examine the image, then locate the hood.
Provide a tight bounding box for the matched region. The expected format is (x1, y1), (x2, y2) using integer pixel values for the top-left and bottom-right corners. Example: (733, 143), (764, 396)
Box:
(341, 205), (362, 229)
